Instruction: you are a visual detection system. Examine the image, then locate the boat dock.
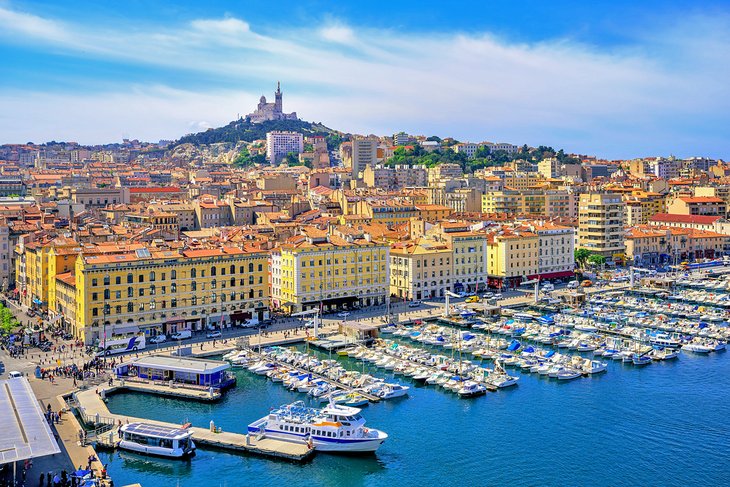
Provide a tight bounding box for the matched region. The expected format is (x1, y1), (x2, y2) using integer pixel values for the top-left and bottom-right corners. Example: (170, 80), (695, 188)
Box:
(245, 348), (382, 403)
(72, 387), (314, 462)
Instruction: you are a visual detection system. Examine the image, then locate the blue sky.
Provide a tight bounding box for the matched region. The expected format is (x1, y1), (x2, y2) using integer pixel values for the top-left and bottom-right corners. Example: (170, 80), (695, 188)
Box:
(0, 0), (729, 159)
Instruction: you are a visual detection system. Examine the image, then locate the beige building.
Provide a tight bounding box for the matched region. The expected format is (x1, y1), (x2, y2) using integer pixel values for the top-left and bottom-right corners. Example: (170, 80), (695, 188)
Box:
(428, 222), (487, 294)
(486, 226), (539, 290)
(530, 221), (575, 279)
(667, 196), (726, 216)
(390, 238), (453, 300)
(578, 192), (626, 260)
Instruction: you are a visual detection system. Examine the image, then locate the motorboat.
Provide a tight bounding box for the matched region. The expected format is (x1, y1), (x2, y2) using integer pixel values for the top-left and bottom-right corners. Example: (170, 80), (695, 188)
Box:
(457, 381), (487, 398)
(682, 342), (714, 353)
(631, 354), (652, 366)
(556, 369), (582, 380)
(375, 384), (410, 399)
(119, 422), (195, 458)
(248, 401), (387, 453)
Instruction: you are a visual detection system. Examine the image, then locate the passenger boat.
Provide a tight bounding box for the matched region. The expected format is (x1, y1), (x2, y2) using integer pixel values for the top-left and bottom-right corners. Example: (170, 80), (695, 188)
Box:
(119, 422), (195, 458)
(248, 401), (388, 453)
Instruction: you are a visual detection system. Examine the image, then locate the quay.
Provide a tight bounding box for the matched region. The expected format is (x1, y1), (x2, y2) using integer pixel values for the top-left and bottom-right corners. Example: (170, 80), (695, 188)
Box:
(71, 386), (314, 462)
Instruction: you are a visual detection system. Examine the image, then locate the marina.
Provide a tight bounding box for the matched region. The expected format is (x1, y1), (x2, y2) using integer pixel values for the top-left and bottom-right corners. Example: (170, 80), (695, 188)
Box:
(93, 279), (730, 486)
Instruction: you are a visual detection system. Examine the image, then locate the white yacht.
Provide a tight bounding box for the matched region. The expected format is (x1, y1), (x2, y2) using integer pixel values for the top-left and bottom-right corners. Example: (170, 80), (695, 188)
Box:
(118, 422), (195, 458)
(248, 401), (388, 453)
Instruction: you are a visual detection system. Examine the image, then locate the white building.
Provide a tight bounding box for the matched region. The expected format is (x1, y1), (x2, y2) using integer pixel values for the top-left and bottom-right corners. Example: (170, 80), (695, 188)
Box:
(351, 137), (379, 178)
(455, 143), (478, 159)
(266, 131), (304, 165)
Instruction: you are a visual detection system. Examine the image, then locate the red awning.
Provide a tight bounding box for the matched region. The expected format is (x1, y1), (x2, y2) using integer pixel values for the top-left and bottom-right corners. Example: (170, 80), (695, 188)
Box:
(539, 271), (575, 279)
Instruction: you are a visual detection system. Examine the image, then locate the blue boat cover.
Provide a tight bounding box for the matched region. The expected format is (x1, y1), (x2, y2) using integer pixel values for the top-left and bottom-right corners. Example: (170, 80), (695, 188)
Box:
(507, 340), (521, 351)
(545, 350), (556, 358)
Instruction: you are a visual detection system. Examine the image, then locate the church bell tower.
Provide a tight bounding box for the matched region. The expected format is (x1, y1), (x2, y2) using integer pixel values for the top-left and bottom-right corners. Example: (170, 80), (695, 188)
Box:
(274, 81), (282, 113)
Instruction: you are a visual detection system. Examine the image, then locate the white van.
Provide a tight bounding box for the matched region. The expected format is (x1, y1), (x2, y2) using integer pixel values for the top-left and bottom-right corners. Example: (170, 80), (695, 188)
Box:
(567, 280), (579, 289)
(8, 371), (23, 379)
(170, 330), (192, 340)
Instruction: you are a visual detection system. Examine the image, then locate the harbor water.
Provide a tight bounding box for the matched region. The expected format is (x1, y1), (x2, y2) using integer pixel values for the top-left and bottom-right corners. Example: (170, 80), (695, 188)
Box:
(100, 346), (730, 486)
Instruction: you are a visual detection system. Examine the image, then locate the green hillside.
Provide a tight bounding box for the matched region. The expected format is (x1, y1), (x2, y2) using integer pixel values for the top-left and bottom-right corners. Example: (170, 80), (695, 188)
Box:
(174, 118), (340, 147)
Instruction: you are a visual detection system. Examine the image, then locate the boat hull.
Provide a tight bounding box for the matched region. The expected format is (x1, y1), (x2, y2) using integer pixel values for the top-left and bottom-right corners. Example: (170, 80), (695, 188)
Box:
(118, 440), (196, 458)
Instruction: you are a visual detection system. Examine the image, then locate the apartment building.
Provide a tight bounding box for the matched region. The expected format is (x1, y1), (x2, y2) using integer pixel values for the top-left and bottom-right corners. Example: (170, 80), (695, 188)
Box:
(72, 246), (269, 344)
(266, 131), (304, 164)
(351, 137), (379, 178)
(390, 238), (452, 300)
(578, 192), (626, 260)
(270, 228), (389, 313)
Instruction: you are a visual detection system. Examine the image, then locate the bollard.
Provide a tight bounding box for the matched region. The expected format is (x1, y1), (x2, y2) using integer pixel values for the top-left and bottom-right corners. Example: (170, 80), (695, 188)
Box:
(210, 420), (215, 432)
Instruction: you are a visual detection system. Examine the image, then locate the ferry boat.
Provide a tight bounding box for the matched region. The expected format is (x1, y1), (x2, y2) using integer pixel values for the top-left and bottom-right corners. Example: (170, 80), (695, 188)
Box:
(119, 422), (195, 458)
(248, 401), (388, 453)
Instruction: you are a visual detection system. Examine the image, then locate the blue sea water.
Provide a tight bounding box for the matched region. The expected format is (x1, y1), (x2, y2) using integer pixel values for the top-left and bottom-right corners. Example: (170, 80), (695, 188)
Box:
(100, 348), (730, 487)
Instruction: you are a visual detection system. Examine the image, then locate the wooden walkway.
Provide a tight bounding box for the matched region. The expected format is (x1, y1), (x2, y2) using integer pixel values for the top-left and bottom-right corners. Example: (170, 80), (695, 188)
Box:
(74, 387), (314, 462)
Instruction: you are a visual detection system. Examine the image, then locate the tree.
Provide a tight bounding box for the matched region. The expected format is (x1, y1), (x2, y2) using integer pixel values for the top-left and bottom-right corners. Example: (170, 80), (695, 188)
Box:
(574, 248), (593, 268)
(588, 254), (606, 267)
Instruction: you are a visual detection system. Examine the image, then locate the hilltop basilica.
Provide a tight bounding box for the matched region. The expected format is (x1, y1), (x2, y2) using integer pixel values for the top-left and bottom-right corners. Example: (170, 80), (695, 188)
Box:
(247, 82), (298, 123)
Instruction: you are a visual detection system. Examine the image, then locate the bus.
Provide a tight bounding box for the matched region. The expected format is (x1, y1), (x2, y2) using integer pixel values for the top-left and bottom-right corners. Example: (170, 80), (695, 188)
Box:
(96, 333), (146, 357)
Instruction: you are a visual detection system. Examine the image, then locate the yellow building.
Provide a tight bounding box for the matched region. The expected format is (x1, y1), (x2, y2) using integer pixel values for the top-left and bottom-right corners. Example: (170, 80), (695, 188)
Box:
(621, 190), (667, 225)
(271, 228), (389, 313)
(481, 189), (576, 217)
(415, 204), (453, 222)
(73, 246), (269, 344)
(356, 199), (419, 226)
(390, 238), (453, 300)
(486, 226), (539, 290)
(16, 237), (79, 311)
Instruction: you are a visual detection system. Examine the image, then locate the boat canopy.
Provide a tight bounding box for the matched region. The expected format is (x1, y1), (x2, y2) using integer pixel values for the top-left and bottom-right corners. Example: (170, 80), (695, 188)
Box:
(507, 340), (521, 352)
(545, 350), (556, 358)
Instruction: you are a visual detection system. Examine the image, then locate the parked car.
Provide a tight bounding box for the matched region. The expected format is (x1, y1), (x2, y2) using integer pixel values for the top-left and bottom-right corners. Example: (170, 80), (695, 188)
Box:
(456, 292), (467, 298)
(170, 330), (192, 340)
(149, 334), (167, 344)
(206, 330), (222, 339)
(8, 371), (23, 379)
(25, 310), (36, 317)
(581, 280), (593, 287)
(567, 280), (580, 289)
(408, 301), (422, 308)
(337, 311), (351, 318)
(465, 296), (480, 303)
(482, 292), (494, 299)
(493, 293), (503, 300)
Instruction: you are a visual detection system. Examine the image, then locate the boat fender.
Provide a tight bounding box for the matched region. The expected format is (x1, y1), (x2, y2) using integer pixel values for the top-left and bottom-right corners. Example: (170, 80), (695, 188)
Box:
(363, 428), (369, 434)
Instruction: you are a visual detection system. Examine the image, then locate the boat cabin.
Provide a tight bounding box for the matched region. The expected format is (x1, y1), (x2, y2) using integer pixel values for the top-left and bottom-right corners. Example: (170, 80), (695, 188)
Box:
(114, 355), (235, 389)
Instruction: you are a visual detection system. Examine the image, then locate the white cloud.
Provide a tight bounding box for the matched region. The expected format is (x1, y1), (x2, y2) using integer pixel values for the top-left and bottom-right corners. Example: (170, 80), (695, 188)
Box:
(0, 5), (729, 158)
(319, 24), (356, 44)
(0, 5), (72, 43)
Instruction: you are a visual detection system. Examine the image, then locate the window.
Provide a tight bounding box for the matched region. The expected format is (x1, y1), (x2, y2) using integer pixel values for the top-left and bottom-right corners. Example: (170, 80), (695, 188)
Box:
(139, 289), (144, 297)
(104, 290), (110, 300)
(258, 264), (263, 272)
(230, 264), (235, 274)
(115, 276), (121, 285)
(149, 271), (155, 281)
(191, 268), (197, 278)
(127, 287), (133, 298)
(103, 275), (110, 286)
(115, 305), (121, 314)
(92, 278), (98, 287)
(249, 263), (254, 273)
(127, 302), (134, 312)
(171, 270), (177, 280)
(191, 282), (197, 291)
(92, 308), (98, 317)
(211, 267), (217, 277)
(138, 275), (144, 283)
(150, 285), (156, 295)
(212, 279), (217, 289)
(115, 291), (121, 299)
(92, 292), (98, 301)
(127, 273), (133, 284)
(171, 283), (176, 293)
